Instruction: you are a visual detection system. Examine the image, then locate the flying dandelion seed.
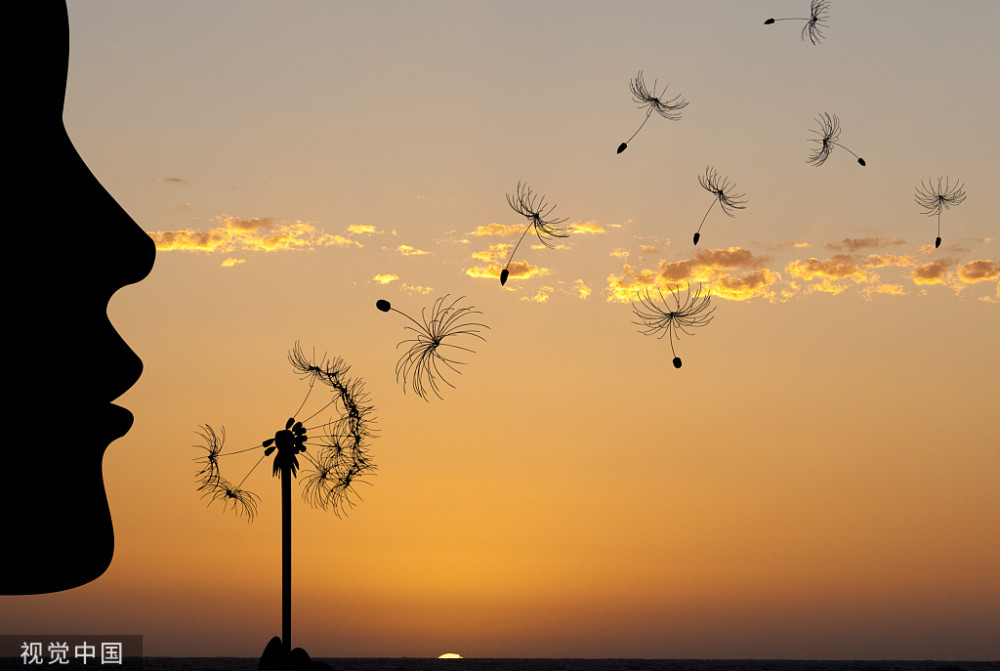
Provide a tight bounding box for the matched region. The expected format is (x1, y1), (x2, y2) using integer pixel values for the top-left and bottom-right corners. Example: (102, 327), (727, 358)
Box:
(693, 165), (747, 246)
(500, 181), (569, 285)
(915, 177), (967, 248)
(376, 294), (488, 400)
(617, 70), (689, 154)
(808, 112), (866, 167)
(764, 0), (830, 45)
(632, 283), (716, 369)
(193, 343), (378, 664)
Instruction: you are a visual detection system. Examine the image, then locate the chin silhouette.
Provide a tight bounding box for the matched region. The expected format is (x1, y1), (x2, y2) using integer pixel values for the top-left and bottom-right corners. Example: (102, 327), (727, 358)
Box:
(1, 1), (155, 595)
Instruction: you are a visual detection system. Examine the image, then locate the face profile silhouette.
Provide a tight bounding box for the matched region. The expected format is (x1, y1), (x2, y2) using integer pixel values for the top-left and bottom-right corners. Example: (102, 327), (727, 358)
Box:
(1, 1), (155, 594)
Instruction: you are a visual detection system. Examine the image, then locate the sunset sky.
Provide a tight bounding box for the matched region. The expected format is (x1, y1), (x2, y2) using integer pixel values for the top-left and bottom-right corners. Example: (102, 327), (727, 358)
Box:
(4, 1), (998, 660)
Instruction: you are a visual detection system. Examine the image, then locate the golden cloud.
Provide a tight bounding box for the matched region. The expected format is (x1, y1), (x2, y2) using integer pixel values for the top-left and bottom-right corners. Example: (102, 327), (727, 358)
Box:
(220, 258), (245, 268)
(471, 243), (512, 263)
(785, 254), (866, 283)
(347, 224), (377, 235)
(864, 254), (917, 268)
(149, 216), (361, 253)
(397, 244), (429, 256)
(567, 221), (605, 235)
(574, 279), (592, 300)
(605, 247), (776, 302)
(469, 222), (524, 237)
(957, 259), (999, 283)
(374, 274), (399, 285)
(465, 260), (547, 282)
(911, 260), (951, 285)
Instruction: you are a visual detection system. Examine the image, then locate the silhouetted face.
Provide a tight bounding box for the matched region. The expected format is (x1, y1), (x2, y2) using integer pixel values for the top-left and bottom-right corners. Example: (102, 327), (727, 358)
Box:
(1, 1), (155, 594)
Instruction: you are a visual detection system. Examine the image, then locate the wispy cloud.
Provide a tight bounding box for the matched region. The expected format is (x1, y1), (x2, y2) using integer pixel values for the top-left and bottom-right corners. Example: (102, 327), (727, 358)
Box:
(826, 237), (906, 252)
(397, 244), (430, 256)
(469, 222), (524, 237)
(567, 221), (606, 235)
(786, 255), (867, 283)
(149, 215), (361, 255)
(465, 260), (547, 282)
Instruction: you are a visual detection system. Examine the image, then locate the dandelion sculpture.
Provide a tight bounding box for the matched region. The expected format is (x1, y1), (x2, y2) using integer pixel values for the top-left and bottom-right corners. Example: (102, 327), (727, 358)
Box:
(632, 283), (716, 369)
(915, 177), (967, 248)
(693, 165), (747, 246)
(808, 112), (866, 167)
(376, 294), (488, 400)
(499, 181), (569, 286)
(764, 0), (830, 45)
(617, 70), (689, 154)
(194, 343), (376, 665)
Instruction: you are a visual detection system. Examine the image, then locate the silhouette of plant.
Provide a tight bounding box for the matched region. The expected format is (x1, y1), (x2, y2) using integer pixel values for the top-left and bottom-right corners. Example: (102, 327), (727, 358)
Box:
(693, 165), (747, 246)
(808, 112), (866, 167)
(617, 70), (689, 154)
(194, 343), (377, 660)
(632, 283), (716, 369)
(764, 0), (830, 45)
(915, 177), (967, 249)
(376, 294), (488, 400)
(499, 181), (569, 285)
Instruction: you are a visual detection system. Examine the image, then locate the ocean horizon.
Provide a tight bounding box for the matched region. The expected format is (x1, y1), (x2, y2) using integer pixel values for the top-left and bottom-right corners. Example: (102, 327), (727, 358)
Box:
(4, 656), (998, 671)
(132, 657), (999, 671)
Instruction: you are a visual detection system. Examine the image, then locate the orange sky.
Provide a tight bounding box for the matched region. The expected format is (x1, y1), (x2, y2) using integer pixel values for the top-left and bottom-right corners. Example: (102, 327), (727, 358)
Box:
(3, 1), (998, 660)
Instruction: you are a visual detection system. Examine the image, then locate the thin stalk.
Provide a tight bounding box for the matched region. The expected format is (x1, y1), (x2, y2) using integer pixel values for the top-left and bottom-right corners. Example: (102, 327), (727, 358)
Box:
(500, 222), (533, 284)
(282, 461), (291, 658)
(693, 199), (718, 245)
(834, 142), (865, 166)
(621, 109), (652, 146)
